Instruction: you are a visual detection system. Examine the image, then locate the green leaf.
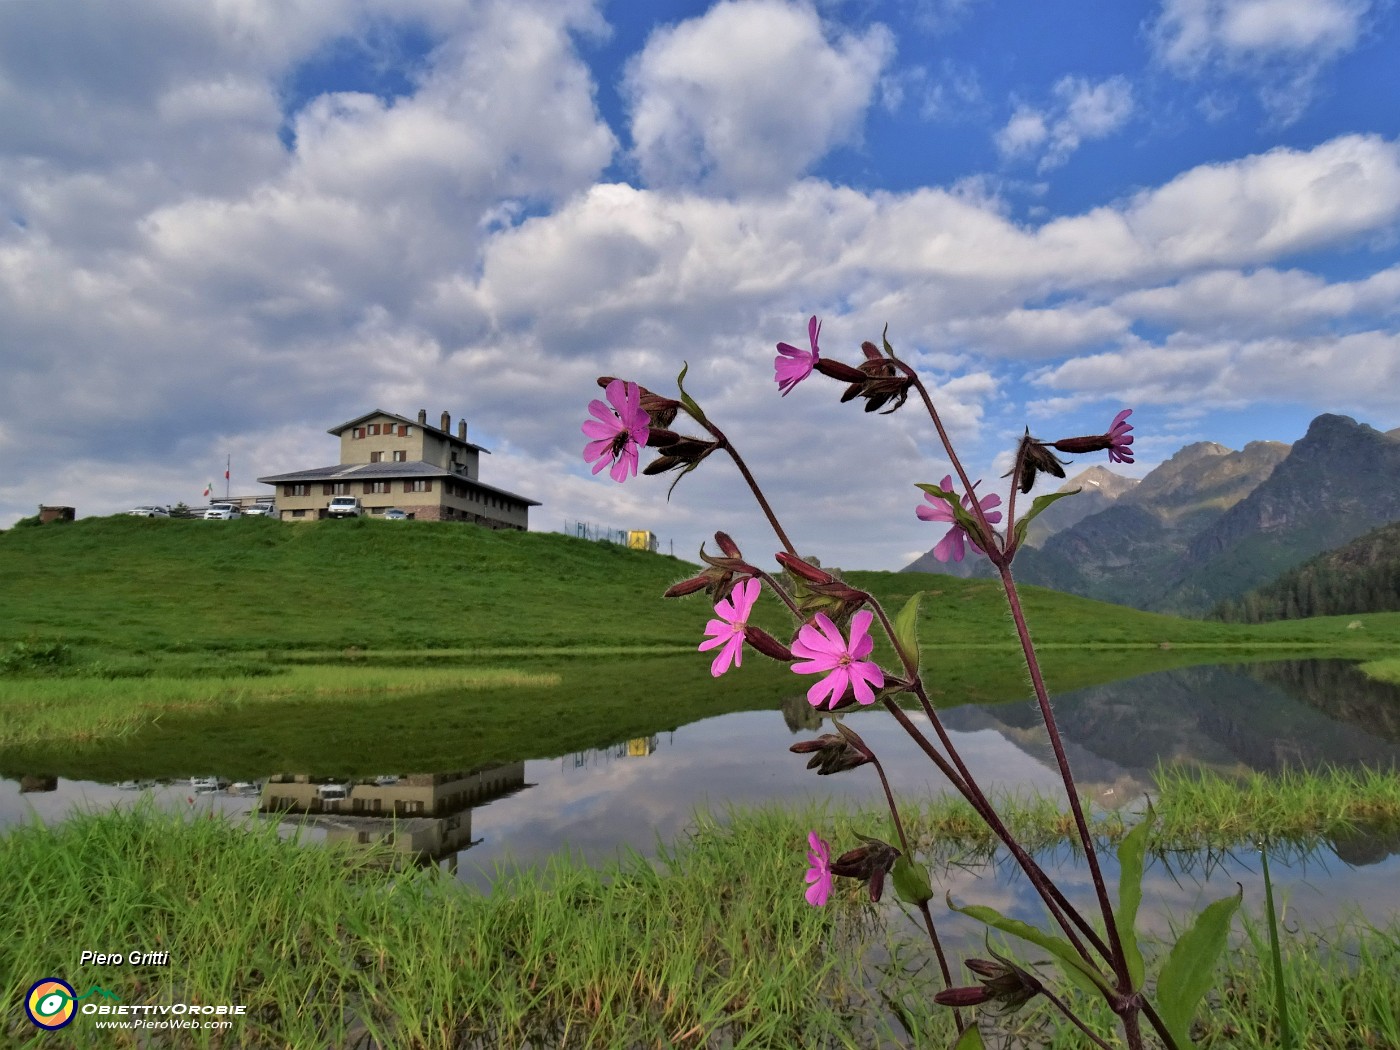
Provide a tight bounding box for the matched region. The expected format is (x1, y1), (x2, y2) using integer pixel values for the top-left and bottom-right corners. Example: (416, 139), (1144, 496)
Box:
(675, 362), (706, 424)
(1155, 886), (1243, 1049)
(951, 1023), (985, 1050)
(1115, 814), (1154, 989)
(1011, 488), (1081, 549)
(892, 855), (933, 906)
(949, 897), (1112, 999)
(892, 591), (923, 668)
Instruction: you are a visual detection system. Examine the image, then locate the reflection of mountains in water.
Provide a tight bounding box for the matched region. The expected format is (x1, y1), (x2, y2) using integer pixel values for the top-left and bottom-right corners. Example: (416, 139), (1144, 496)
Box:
(942, 661), (1400, 786)
(259, 763), (528, 870)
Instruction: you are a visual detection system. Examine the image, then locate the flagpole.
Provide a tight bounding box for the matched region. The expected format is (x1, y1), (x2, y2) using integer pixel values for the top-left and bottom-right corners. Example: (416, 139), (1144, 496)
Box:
(225, 455), (231, 500)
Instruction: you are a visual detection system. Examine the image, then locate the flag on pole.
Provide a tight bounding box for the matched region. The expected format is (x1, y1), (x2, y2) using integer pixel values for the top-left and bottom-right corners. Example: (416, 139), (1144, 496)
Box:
(203, 481), (214, 497)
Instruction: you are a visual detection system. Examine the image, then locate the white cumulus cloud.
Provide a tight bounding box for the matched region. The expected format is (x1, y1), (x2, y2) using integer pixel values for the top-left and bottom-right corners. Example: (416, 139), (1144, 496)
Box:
(996, 75), (1134, 171)
(1150, 0), (1374, 124)
(625, 0), (893, 192)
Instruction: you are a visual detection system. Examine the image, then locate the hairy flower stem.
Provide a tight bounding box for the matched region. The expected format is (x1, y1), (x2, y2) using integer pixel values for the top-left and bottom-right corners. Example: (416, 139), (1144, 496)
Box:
(866, 752), (959, 1027)
(996, 563), (1135, 1009)
(691, 416), (798, 556)
(754, 570), (802, 618)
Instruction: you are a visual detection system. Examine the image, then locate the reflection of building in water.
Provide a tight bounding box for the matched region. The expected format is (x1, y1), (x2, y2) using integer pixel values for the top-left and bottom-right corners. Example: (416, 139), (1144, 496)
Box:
(259, 764), (527, 871)
(781, 693), (825, 733)
(568, 734), (668, 768)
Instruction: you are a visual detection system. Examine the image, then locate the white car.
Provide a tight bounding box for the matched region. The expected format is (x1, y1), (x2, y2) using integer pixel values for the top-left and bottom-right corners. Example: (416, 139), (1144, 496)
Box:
(244, 503), (277, 518)
(204, 503), (242, 520)
(327, 495), (363, 518)
(126, 506), (169, 518)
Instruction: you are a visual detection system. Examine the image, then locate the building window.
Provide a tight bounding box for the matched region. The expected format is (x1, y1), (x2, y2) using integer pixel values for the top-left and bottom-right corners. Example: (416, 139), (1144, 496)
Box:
(366, 481), (390, 495)
(292, 509), (306, 518)
(353, 427), (365, 439)
(369, 423), (381, 435)
(286, 483), (310, 497)
(331, 482), (350, 495)
(370, 451), (383, 463)
(398, 425), (409, 436)
(393, 450), (406, 462)
(406, 479), (432, 493)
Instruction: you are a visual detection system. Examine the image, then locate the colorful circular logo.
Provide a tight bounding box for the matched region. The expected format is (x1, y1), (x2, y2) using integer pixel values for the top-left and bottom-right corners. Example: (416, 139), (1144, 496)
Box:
(25, 978), (77, 1030)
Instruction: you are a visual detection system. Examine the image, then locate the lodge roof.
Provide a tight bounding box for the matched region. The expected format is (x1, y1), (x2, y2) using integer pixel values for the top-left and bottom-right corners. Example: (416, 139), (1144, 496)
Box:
(256, 460), (540, 506)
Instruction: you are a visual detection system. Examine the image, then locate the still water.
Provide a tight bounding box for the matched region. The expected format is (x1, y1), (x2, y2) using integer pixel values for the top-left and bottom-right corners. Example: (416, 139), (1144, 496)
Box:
(5, 659), (1400, 927)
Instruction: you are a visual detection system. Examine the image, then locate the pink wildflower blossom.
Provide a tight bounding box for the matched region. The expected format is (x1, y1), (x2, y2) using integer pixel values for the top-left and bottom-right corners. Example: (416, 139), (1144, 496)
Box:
(916, 475), (1003, 563)
(774, 315), (821, 396)
(582, 379), (650, 482)
(791, 610), (885, 709)
(1107, 409), (1135, 464)
(697, 578), (761, 677)
(804, 831), (833, 906)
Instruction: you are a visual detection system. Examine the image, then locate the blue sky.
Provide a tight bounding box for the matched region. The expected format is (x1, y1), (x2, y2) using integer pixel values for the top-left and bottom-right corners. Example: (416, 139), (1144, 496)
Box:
(1, 0), (1397, 570)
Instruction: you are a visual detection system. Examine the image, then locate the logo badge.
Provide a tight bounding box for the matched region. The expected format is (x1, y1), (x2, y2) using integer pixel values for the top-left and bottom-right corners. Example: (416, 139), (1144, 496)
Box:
(25, 978), (77, 1030)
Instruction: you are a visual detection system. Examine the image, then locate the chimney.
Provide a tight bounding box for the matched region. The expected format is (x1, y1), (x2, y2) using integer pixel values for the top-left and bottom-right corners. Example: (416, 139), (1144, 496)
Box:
(457, 419), (467, 441)
(440, 410), (450, 432)
(417, 409), (427, 425)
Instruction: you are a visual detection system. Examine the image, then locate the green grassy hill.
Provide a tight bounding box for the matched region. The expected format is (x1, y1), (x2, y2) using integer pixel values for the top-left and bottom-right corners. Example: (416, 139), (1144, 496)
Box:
(5, 515), (1400, 665)
(5, 516), (1400, 776)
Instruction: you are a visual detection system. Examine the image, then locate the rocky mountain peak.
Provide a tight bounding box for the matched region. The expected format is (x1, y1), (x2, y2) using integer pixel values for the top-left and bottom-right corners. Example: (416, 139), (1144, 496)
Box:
(1059, 465), (1138, 498)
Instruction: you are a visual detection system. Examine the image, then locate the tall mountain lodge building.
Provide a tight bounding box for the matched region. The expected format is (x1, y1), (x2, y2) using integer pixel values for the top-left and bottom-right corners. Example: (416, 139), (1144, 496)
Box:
(258, 409), (539, 526)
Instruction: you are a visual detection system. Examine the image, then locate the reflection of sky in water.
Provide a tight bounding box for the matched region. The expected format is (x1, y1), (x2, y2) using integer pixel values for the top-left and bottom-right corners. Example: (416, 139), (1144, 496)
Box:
(6, 661), (1400, 934)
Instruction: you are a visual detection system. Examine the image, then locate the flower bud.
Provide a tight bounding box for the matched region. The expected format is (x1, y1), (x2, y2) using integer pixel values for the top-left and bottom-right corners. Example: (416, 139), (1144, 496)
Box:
(1005, 429), (1068, 494)
(934, 953), (1043, 1014)
(788, 733), (871, 775)
(715, 531), (742, 559)
(933, 986), (993, 1008)
(663, 575), (711, 598)
(775, 551), (835, 584)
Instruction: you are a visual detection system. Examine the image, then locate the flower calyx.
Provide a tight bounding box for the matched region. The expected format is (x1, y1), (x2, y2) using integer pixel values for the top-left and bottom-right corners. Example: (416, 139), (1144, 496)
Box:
(829, 833), (902, 902)
(933, 948), (1044, 1014)
(1049, 409), (1134, 464)
(743, 625), (793, 662)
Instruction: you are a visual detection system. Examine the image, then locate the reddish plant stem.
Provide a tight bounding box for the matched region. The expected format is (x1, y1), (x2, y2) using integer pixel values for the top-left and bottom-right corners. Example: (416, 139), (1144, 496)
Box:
(867, 601), (1109, 964)
(692, 415), (798, 557)
(865, 750), (960, 1030)
(879, 696), (1105, 966)
(996, 562), (1133, 1001)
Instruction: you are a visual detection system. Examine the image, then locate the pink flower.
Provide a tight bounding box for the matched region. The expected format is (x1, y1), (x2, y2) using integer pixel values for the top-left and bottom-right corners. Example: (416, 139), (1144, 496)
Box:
(774, 315), (821, 396)
(582, 379), (650, 482)
(1107, 409), (1135, 464)
(697, 577), (761, 677)
(804, 831), (833, 906)
(791, 610), (885, 709)
(916, 475), (1003, 563)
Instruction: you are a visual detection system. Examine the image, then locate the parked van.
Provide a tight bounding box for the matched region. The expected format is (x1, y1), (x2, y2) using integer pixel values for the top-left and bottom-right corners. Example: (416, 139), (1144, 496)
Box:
(327, 496), (363, 518)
